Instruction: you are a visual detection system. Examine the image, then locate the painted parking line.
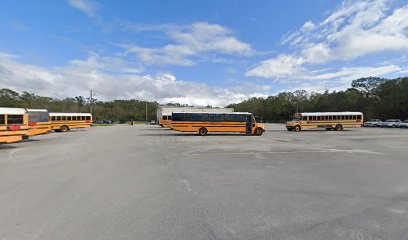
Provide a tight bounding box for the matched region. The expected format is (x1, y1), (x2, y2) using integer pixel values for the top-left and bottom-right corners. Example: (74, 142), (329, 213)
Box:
(187, 148), (385, 156)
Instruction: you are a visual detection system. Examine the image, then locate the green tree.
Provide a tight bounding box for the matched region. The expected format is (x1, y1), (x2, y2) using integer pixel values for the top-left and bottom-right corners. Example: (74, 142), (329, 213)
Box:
(351, 77), (386, 98)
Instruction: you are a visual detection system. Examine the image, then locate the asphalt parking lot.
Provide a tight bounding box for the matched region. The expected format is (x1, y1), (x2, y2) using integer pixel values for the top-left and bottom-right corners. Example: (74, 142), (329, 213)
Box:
(1, 124), (408, 240)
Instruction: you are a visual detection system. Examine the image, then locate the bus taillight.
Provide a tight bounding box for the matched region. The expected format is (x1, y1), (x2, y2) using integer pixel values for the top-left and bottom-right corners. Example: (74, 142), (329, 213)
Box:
(9, 124), (20, 131)
(86, 120), (92, 123)
(29, 121), (37, 126)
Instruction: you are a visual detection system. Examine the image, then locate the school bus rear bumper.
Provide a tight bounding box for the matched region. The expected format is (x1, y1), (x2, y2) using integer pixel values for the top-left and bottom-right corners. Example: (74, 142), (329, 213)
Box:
(0, 135), (23, 143)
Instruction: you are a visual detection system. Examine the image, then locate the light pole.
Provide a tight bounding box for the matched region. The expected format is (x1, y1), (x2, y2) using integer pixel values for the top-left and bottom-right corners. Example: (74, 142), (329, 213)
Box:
(89, 90), (94, 115)
(145, 101), (148, 124)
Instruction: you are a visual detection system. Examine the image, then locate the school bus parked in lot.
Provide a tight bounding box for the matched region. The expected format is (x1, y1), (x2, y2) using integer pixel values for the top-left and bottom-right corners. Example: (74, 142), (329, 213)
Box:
(159, 115), (172, 128)
(170, 112), (265, 136)
(27, 109), (52, 136)
(0, 107), (29, 143)
(157, 106), (234, 128)
(50, 113), (92, 132)
(286, 112), (364, 132)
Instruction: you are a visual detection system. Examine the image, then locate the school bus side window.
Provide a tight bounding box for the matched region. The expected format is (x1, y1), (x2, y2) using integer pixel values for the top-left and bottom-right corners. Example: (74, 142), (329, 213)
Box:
(202, 114), (209, 121)
(209, 114), (216, 122)
(0, 115), (5, 124)
(8, 115), (24, 124)
(62, 116), (67, 121)
(86, 116), (91, 121)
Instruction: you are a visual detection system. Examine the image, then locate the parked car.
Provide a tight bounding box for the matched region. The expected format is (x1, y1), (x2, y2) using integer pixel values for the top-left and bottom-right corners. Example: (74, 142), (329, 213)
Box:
(94, 119), (113, 124)
(150, 120), (156, 125)
(363, 119), (383, 127)
(398, 120), (408, 128)
(380, 119), (401, 128)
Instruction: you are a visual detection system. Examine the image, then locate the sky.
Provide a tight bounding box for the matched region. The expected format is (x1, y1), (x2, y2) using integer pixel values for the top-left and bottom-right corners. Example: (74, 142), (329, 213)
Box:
(1, 0), (408, 106)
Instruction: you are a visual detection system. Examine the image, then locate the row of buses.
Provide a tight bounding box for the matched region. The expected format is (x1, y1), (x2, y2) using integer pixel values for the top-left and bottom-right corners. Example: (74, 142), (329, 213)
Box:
(158, 108), (364, 135)
(0, 107), (92, 144)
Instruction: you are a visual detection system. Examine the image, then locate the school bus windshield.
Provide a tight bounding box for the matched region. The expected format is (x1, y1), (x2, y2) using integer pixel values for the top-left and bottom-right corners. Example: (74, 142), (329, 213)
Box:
(291, 115), (302, 121)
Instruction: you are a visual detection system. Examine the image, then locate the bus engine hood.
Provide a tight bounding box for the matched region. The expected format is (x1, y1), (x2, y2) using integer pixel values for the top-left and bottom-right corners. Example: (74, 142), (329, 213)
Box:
(256, 123), (265, 130)
(286, 121), (299, 127)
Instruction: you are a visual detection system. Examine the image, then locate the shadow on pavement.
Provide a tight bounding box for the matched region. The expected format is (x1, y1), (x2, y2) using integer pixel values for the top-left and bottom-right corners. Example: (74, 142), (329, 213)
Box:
(0, 145), (17, 149)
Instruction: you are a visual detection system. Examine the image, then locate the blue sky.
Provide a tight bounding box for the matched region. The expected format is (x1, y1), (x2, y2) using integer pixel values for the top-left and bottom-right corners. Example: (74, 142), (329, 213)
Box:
(1, 0), (408, 106)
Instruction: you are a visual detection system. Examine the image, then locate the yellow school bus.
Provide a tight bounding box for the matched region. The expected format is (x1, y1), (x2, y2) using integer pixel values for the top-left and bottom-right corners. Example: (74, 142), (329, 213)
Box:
(27, 109), (52, 136)
(0, 107), (29, 143)
(50, 112), (92, 132)
(286, 112), (364, 132)
(159, 115), (172, 127)
(157, 106), (235, 128)
(170, 112), (265, 136)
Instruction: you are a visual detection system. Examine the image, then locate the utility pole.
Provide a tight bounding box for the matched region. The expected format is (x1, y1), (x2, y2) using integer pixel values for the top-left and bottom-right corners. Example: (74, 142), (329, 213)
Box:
(145, 101), (148, 124)
(89, 90), (94, 115)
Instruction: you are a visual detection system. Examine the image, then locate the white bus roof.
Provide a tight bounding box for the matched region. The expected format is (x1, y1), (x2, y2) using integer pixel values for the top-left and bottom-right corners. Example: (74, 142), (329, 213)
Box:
(49, 112), (92, 117)
(173, 112), (251, 115)
(27, 109), (48, 112)
(300, 112), (363, 116)
(160, 107), (234, 115)
(0, 107), (27, 115)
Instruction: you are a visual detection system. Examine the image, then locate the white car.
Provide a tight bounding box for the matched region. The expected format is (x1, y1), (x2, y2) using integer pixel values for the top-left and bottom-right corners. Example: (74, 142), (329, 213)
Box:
(381, 119), (401, 128)
(398, 120), (408, 128)
(363, 119), (382, 127)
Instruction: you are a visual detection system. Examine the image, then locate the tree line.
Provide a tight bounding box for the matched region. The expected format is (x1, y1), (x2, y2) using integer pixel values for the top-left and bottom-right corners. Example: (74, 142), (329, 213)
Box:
(1, 76), (407, 123)
(227, 77), (408, 122)
(0, 89), (160, 123)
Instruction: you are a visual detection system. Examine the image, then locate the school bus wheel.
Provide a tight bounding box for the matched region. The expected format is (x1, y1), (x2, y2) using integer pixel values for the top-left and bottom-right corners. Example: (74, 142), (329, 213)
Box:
(335, 124), (343, 131)
(254, 128), (263, 136)
(294, 125), (301, 132)
(60, 125), (70, 132)
(198, 127), (208, 136)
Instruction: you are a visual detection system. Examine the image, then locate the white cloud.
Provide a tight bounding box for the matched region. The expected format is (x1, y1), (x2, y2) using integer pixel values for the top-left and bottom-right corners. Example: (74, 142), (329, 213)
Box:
(301, 21), (316, 31)
(301, 43), (332, 64)
(120, 22), (253, 66)
(246, 54), (304, 78)
(0, 52), (268, 107)
(247, 0), (408, 83)
(68, 0), (99, 17)
(306, 65), (402, 81)
(282, 65), (403, 93)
